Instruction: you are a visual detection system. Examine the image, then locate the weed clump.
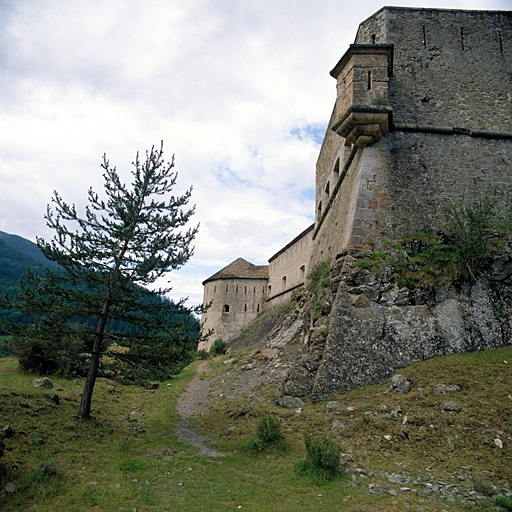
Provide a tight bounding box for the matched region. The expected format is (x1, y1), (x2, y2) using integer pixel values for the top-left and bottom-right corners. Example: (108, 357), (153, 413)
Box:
(308, 261), (331, 295)
(296, 433), (342, 482)
(210, 339), (227, 356)
(496, 495), (512, 511)
(15, 459), (63, 504)
(248, 414), (286, 452)
(196, 349), (211, 360)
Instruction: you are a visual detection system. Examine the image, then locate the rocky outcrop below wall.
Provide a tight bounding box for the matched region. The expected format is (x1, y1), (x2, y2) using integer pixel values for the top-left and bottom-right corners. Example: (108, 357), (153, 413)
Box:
(274, 249), (512, 405)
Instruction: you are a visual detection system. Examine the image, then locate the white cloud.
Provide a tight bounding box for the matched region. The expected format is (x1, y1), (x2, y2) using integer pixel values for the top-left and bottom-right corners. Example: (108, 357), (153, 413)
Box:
(0, 0), (507, 307)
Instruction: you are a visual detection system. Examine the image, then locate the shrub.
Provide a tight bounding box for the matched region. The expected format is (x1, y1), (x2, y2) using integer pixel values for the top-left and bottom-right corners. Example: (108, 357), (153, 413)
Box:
(296, 433), (342, 482)
(210, 338), (227, 356)
(307, 261), (331, 295)
(444, 188), (512, 280)
(257, 414), (283, 443)
(496, 495), (512, 512)
(196, 349), (211, 360)
(248, 414), (286, 452)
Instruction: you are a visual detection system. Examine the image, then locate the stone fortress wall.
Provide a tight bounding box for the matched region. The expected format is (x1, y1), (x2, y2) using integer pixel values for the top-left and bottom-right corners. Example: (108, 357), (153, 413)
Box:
(267, 224), (314, 308)
(310, 6), (512, 269)
(200, 7), (512, 351)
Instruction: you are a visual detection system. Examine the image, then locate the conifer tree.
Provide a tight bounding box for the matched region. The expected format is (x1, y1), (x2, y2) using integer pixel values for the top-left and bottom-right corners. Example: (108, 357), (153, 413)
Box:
(2, 143), (198, 418)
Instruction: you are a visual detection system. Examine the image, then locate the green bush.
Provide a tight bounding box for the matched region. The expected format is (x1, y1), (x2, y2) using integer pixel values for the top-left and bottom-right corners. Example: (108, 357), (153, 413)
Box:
(307, 261), (331, 295)
(496, 495), (512, 511)
(358, 188), (512, 288)
(210, 338), (227, 356)
(444, 188), (512, 280)
(296, 433), (342, 482)
(248, 414), (286, 452)
(196, 349), (211, 360)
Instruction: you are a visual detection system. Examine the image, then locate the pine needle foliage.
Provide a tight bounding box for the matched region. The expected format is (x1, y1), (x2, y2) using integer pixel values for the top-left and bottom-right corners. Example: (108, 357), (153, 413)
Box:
(0, 143), (199, 418)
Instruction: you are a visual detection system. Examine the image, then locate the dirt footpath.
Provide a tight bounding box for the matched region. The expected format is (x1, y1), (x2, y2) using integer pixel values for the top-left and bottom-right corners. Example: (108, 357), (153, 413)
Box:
(175, 362), (223, 457)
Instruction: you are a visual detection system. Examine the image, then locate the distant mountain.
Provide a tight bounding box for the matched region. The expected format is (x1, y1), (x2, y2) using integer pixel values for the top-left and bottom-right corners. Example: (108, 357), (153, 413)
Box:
(0, 231), (54, 297)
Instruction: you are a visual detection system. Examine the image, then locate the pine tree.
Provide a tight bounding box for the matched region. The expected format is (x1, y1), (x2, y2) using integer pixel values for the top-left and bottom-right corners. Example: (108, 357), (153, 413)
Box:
(2, 143), (198, 418)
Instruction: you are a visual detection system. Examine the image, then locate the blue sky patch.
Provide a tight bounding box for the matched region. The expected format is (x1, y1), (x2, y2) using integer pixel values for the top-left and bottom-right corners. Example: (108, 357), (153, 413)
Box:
(290, 123), (327, 146)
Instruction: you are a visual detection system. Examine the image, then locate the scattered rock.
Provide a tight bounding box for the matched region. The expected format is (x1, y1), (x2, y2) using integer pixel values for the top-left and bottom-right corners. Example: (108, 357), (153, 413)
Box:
(388, 374), (413, 394)
(1, 425), (14, 438)
(326, 401), (341, 412)
(45, 392), (60, 405)
(443, 401), (460, 412)
(494, 438), (504, 449)
(261, 348), (279, 360)
(235, 405), (251, 418)
(331, 420), (345, 431)
(144, 382), (159, 390)
(390, 406), (403, 418)
(3, 482), (17, 494)
(275, 395), (304, 409)
(353, 294), (371, 308)
(106, 384), (116, 393)
(434, 384), (461, 394)
(386, 473), (410, 485)
(32, 377), (53, 389)
(223, 358), (236, 365)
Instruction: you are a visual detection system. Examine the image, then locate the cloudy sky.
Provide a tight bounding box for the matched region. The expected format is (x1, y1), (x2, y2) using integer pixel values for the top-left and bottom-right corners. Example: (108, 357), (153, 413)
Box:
(0, 0), (509, 307)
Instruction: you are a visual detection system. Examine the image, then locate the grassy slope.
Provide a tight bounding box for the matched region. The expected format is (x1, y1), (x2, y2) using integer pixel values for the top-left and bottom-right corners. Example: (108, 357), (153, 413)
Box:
(0, 346), (511, 511)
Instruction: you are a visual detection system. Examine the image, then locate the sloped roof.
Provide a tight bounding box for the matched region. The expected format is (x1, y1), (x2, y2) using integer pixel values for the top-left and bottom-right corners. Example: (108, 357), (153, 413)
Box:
(202, 257), (269, 285)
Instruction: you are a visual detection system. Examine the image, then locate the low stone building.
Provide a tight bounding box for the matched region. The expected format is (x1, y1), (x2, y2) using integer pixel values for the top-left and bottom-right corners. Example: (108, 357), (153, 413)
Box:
(199, 258), (268, 350)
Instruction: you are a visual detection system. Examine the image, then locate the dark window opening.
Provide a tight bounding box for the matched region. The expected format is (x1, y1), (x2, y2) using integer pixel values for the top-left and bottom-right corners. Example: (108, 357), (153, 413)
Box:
(222, 304), (230, 313)
(333, 158), (340, 180)
(367, 71), (372, 90)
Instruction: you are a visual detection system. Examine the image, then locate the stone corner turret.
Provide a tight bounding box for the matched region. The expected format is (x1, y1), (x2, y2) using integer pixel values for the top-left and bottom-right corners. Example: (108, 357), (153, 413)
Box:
(330, 44), (393, 146)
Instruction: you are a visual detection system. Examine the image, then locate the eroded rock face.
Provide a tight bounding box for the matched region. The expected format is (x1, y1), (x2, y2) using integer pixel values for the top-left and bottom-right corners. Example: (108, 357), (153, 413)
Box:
(274, 250), (512, 404)
(310, 257), (512, 400)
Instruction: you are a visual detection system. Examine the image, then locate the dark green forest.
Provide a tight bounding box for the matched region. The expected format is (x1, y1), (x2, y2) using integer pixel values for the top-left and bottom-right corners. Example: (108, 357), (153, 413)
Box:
(0, 231), (57, 298)
(0, 230), (200, 375)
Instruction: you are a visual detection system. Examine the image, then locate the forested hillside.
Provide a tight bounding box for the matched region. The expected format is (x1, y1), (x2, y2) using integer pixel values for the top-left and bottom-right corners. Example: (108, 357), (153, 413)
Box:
(0, 231), (200, 371)
(0, 231), (55, 298)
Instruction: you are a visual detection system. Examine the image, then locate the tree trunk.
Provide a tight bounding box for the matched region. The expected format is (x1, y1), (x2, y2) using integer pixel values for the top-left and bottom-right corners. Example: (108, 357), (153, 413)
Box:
(78, 296), (111, 419)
